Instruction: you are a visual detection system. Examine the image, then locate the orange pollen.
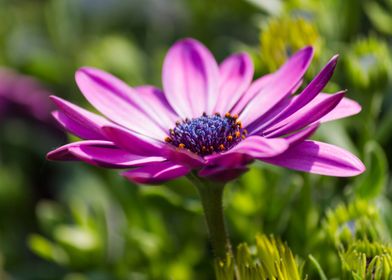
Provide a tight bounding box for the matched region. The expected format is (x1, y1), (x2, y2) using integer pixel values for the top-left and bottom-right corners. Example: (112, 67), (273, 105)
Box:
(178, 143), (185, 149)
(165, 137), (172, 143)
(225, 112), (231, 118)
(236, 121), (242, 128)
(235, 131), (241, 138)
(232, 114), (239, 120)
(241, 135), (246, 140)
(219, 144), (225, 150)
(209, 146), (214, 151)
(243, 129), (248, 135)
(227, 135), (233, 141)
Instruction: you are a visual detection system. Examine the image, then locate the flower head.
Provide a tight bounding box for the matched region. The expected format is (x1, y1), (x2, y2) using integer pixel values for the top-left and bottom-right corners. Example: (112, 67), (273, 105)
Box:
(47, 38), (365, 184)
(260, 16), (322, 71)
(0, 68), (53, 123)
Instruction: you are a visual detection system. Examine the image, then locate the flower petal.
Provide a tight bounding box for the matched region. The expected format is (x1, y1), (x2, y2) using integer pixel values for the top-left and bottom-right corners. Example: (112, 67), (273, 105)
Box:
(252, 55), (339, 133)
(318, 95), (361, 123)
(122, 161), (190, 184)
(102, 125), (164, 157)
(162, 38), (219, 118)
(284, 123), (319, 145)
(214, 52), (254, 114)
(47, 140), (165, 168)
(75, 67), (167, 139)
(231, 73), (273, 114)
(205, 136), (288, 168)
(161, 145), (206, 169)
(134, 85), (179, 129)
(50, 96), (110, 140)
(199, 166), (249, 182)
(265, 91), (346, 137)
(239, 46), (314, 127)
(262, 140), (366, 177)
(274, 56), (338, 121)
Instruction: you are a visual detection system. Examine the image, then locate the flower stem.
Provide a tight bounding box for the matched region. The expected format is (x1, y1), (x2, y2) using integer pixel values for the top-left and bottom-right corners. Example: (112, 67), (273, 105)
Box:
(187, 173), (233, 261)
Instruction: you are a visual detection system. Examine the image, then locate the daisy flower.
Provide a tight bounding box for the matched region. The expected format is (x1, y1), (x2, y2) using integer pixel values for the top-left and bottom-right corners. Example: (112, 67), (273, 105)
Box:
(47, 38), (364, 183)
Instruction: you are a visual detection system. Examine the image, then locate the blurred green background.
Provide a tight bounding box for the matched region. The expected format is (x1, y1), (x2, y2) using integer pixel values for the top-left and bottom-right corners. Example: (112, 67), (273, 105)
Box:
(1, 0), (392, 279)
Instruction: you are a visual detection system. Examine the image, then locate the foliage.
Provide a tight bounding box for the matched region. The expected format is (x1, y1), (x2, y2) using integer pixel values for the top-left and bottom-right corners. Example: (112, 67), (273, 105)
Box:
(215, 234), (303, 280)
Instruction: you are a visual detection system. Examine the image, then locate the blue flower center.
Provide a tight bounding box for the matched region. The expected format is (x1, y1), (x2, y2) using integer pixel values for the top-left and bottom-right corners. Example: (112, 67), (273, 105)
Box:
(165, 113), (247, 156)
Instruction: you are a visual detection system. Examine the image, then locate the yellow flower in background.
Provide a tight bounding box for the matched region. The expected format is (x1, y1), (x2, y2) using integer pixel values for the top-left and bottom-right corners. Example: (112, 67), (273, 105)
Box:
(260, 16), (322, 72)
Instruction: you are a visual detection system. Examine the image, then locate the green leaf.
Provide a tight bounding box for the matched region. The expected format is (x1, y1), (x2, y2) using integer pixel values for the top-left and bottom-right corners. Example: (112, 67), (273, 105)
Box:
(28, 234), (69, 265)
(308, 255), (328, 280)
(354, 141), (387, 199)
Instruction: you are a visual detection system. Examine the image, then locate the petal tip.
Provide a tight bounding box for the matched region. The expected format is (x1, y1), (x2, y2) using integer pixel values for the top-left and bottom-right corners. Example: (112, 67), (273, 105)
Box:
(301, 45), (315, 58)
(46, 150), (56, 161)
(49, 95), (63, 105)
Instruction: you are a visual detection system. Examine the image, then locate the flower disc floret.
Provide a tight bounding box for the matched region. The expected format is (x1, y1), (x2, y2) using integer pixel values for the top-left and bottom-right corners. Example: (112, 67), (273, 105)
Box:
(165, 113), (246, 156)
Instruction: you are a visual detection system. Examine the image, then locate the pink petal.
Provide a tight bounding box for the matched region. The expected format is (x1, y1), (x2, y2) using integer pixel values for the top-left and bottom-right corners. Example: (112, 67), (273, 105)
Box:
(198, 165), (249, 182)
(47, 140), (165, 168)
(162, 38), (219, 118)
(50, 96), (110, 140)
(214, 53), (254, 114)
(75, 67), (168, 139)
(284, 123), (319, 145)
(265, 91), (346, 137)
(319, 95), (361, 123)
(252, 55), (339, 133)
(239, 46), (314, 127)
(205, 136), (288, 168)
(133, 85), (179, 130)
(102, 125), (164, 157)
(103, 124), (206, 169)
(231, 73), (273, 114)
(122, 161), (190, 184)
(262, 140), (366, 177)
(161, 145), (206, 169)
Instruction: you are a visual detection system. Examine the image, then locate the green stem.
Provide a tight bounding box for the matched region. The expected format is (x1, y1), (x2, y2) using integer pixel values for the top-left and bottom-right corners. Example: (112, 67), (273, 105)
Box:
(187, 173), (233, 261)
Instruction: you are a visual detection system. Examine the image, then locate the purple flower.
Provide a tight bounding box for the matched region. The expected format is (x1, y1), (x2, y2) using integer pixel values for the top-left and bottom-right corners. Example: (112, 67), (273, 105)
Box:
(0, 69), (54, 123)
(47, 38), (365, 184)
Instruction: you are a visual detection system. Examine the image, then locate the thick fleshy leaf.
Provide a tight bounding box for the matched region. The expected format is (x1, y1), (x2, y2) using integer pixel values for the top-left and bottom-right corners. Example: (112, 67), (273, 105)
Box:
(214, 53), (254, 114)
(47, 140), (165, 168)
(205, 136), (289, 167)
(262, 140), (366, 177)
(162, 38), (220, 118)
(102, 125), (164, 157)
(122, 161), (190, 184)
(50, 96), (110, 140)
(265, 91), (346, 137)
(239, 46), (314, 127)
(75, 67), (167, 139)
(318, 95), (361, 123)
